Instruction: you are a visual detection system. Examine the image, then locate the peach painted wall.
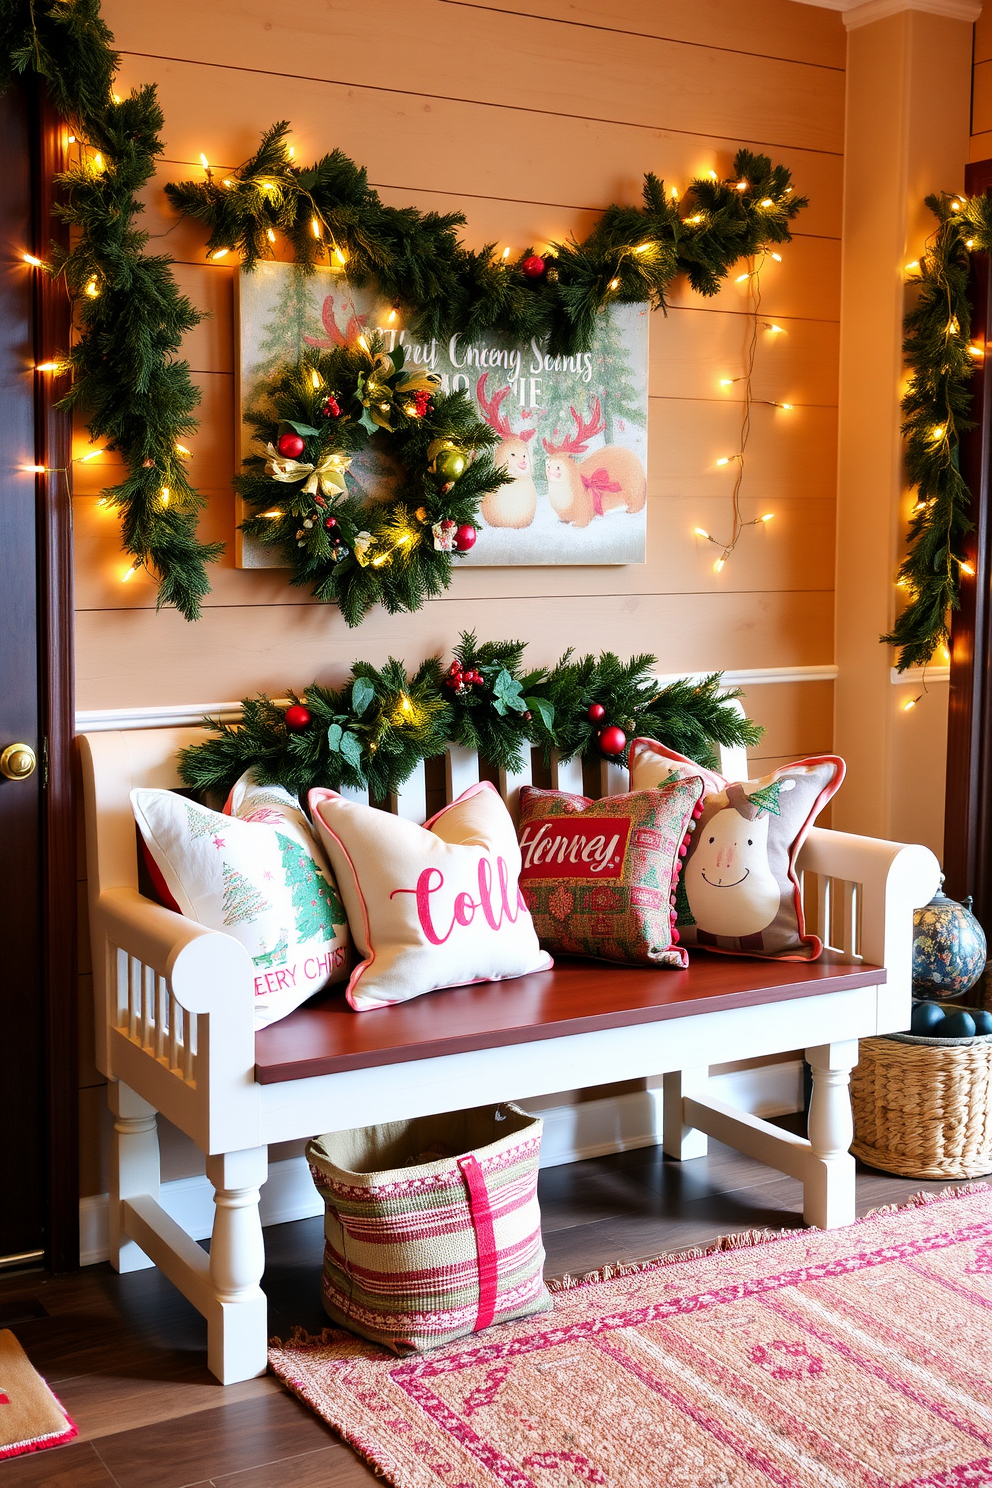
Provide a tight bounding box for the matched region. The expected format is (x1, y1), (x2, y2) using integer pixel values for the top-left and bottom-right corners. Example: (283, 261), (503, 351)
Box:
(76, 0), (845, 1195)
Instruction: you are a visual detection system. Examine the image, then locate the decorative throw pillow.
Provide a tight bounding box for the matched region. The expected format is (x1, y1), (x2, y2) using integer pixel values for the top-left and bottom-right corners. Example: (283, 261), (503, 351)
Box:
(131, 785), (351, 1029)
(629, 738), (845, 960)
(517, 782), (705, 968)
(309, 781), (552, 1011)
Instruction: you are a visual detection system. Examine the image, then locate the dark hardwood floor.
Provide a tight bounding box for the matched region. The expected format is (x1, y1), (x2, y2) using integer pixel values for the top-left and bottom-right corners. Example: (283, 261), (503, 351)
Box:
(1, 1131), (981, 1488)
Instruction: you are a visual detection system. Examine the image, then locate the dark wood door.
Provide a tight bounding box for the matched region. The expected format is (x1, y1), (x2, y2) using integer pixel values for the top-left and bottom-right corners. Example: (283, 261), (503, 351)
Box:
(0, 81), (46, 1265)
(0, 81), (76, 1271)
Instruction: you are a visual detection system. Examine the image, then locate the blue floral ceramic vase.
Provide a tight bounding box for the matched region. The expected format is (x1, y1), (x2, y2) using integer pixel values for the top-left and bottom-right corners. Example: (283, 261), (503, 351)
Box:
(912, 885), (987, 1000)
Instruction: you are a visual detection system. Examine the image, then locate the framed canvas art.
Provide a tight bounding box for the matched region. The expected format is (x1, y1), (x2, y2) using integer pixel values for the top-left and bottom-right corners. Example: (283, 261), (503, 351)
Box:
(235, 264), (648, 568)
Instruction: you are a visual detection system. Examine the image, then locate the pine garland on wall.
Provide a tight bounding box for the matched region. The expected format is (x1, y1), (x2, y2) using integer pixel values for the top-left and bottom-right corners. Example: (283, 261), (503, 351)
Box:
(166, 125), (808, 358)
(0, 0), (221, 619)
(886, 190), (992, 672)
(178, 635), (763, 802)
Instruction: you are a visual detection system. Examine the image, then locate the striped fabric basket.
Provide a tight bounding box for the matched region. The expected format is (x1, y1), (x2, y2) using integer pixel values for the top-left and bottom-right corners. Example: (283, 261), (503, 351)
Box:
(305, 1103), (553, 1354)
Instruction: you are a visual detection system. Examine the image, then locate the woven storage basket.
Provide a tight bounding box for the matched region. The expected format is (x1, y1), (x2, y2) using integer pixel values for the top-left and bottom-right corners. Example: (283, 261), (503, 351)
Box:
(306, 1102), (553, 1355)
(851, 1016), (992, 1180)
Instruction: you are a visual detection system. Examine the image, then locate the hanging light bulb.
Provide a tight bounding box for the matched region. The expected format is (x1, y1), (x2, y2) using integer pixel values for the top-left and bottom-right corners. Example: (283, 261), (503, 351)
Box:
(694, 526), (711, 539)
(211, 248), (230, 261)
(22, 253), (42, 267)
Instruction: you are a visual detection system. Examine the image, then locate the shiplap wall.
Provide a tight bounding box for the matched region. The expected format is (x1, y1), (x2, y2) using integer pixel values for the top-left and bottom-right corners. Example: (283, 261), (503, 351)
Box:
(76, 0), (845, 1197)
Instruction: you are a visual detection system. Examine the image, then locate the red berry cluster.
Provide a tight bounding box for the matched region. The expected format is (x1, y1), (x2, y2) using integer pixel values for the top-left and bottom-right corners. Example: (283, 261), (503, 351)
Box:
(320, 395), (341, 419)
(445, 659), (483, 694)
(410, 389), (432, 418)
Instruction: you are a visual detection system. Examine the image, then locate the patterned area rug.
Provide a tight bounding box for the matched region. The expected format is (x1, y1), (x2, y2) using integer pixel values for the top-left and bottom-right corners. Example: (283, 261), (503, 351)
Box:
(0, 1328), (77, 1460)
(270, 1186), (992, 1488)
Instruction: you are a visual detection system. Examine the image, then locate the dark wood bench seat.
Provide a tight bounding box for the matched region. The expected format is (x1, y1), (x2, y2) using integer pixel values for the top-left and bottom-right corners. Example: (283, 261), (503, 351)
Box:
(253, 952), (886, 1083)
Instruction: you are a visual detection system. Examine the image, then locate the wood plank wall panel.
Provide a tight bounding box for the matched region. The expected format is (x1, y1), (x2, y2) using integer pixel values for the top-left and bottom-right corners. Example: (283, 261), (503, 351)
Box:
(75, 0), (844, 1194)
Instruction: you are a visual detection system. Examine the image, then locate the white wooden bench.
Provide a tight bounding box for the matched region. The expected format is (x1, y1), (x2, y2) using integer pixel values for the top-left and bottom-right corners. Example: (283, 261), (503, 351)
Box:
(78, 722), (939, 1383)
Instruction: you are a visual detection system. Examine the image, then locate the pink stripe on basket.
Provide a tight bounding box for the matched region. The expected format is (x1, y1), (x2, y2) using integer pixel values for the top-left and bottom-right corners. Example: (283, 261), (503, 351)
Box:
(458, 1153), (499, 1332)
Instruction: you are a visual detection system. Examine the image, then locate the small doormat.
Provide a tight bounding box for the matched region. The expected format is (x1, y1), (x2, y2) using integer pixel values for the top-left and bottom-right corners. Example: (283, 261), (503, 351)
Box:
(0, 1328), (76, 1460)
(270, 1186), (992, 1488)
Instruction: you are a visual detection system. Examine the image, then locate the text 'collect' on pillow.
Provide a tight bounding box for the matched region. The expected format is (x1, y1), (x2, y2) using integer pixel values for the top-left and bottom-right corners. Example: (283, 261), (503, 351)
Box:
(308, 780), (552, 1011)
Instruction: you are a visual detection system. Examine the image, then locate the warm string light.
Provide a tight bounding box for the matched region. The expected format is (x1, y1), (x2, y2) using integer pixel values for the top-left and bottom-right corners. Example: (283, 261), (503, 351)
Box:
(696, 248), (786, 572)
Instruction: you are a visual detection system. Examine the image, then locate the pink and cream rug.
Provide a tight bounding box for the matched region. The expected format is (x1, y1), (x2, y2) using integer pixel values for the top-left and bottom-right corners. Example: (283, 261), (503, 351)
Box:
(270, 1186), (992, 1488)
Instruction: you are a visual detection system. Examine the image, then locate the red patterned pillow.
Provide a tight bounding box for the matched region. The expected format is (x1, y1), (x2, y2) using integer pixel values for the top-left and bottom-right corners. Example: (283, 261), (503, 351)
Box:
(517, 781), (705, 968)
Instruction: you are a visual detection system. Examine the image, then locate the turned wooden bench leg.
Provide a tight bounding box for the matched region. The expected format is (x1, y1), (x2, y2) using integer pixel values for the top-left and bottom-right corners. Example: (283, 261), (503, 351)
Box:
(662, 1067), (709, 1160)
(803, 1039), (858, 1230)
(204, 1147), (269, 1384)
(108, 1081), (160, 1274)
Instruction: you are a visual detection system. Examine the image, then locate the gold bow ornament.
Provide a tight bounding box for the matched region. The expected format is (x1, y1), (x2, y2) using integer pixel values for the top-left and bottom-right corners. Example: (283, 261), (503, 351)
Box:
(265, 444), (352, 498)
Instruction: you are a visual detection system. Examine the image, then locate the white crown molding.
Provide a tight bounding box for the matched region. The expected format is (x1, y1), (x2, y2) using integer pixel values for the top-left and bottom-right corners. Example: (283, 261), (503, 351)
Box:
(74, 667), (839, 733)
(792, 0), (979, 15)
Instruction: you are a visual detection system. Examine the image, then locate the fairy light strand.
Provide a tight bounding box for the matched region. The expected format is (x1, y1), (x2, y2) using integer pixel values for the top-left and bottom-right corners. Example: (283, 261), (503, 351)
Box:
(700, 252), (780, 571)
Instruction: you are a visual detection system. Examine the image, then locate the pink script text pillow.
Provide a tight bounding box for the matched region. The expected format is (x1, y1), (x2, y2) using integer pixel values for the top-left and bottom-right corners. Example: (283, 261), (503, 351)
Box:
(309, 781), (552, 1011)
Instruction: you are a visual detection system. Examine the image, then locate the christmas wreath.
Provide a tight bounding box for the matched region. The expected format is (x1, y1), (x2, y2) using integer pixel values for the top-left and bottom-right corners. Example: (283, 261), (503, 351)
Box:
(178, 634), (763, 802)
(239, 334), (507, 624)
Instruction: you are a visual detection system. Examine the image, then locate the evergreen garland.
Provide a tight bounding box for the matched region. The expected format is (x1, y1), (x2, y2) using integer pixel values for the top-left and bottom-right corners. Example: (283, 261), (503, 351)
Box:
(884, 190), (992, 670)
(239, 336), (507, 624)
(178, 635), (763, 801)
(166, 127), (807, 357)
(0, 0), (220, 619)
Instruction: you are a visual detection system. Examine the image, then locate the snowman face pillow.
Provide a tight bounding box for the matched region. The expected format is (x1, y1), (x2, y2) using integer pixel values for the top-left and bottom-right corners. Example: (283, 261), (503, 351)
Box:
(630, 739), (845, 960)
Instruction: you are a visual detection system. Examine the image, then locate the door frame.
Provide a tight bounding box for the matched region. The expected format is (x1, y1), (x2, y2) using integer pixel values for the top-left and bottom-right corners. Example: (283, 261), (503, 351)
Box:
(31, 84), (77, 1273)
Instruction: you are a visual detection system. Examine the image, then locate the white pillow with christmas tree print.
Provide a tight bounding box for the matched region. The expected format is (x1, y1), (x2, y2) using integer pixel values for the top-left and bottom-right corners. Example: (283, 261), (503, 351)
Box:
(224, 769), (314, 838)
(131, 787), (351, 1029)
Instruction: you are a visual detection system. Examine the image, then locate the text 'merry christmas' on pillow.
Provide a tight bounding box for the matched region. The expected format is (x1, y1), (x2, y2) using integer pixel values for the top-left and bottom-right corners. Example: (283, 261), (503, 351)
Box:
(629, 737), (845, 960)
(131, 785), (350, 1029)
(517, 781), (705, 968)
(308, 781), (552, 1011)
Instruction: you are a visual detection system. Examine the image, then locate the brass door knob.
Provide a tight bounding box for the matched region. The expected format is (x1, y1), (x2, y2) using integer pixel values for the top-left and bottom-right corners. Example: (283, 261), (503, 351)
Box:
(0, 743), (37, 780)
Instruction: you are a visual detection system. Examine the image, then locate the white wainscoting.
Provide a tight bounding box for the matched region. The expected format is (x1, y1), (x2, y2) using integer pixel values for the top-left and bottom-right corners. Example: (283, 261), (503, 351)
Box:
(79, 1061), (803, 1266)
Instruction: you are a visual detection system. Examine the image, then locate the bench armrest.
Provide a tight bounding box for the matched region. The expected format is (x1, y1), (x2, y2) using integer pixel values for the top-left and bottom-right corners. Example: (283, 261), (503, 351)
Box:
(97, 886), (254, 1016)
(798, 827), (940, 1010)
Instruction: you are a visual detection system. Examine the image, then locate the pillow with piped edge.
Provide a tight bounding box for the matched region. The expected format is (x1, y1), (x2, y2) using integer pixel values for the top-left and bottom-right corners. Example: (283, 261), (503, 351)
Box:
(517, 781), (705, 968)
(132, 777), (350, 1029)
(308, 780), (552, 1012)
(628, 737), (845, 960)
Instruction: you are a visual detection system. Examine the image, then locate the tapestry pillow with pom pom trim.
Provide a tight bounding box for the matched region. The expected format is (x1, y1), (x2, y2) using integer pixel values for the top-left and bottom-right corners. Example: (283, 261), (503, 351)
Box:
(516, 781), (706, 968)
(629, 738), (845, 960)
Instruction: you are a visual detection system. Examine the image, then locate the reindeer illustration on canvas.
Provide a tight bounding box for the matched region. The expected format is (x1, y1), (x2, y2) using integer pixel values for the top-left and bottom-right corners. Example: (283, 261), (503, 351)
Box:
(475, 373), (539, 528)
(542, 400), (647, 528)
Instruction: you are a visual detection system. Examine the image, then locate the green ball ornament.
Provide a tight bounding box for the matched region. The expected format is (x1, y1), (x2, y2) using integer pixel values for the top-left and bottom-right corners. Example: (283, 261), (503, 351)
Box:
(434, 448), (466, 483)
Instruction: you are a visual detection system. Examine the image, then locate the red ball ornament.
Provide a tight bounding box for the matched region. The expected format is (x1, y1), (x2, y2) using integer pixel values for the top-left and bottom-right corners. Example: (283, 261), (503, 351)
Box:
(323, 516), (337, 530)
(284, 704), (312, 733)
(587, 702), (606, 722)
(277, 432), (305, 459)
(453, 524), (477, 552)
(598, 725), (627, 757)
(522, 255), (546, 279)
